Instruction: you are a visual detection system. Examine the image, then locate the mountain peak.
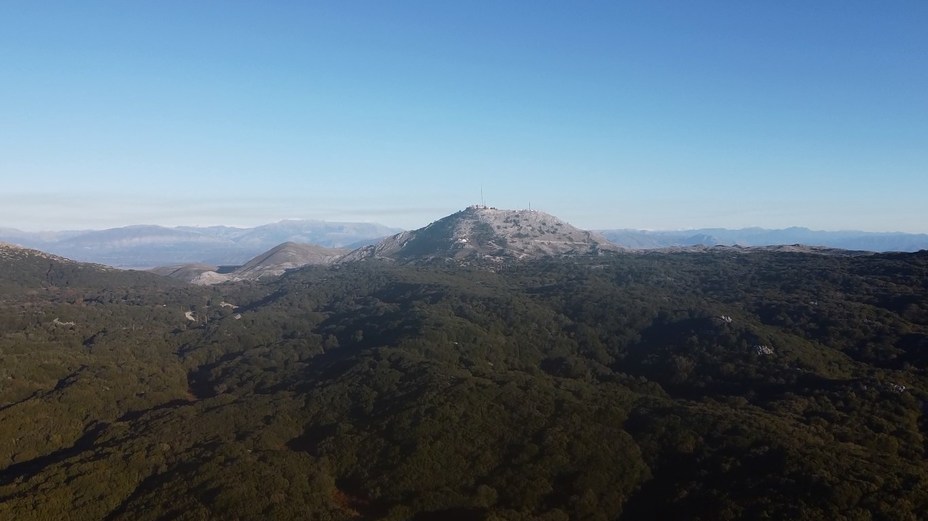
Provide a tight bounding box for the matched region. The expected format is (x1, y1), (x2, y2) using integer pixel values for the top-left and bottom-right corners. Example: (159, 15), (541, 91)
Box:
(342, 206), (620, 263)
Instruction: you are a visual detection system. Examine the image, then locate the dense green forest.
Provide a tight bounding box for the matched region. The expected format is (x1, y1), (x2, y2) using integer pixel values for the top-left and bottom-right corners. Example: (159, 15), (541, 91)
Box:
(1, 246), (927, 519)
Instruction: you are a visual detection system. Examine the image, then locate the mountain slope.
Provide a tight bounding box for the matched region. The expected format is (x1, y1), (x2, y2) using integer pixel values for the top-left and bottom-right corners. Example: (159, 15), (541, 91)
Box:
(226, 242), (347, 281)
(156, 242), (348, 284)
(0, 247), (928, 521)
(0, 242), (176, 292)
(342, 206), (620, 263)
(3, 250), (928, 519)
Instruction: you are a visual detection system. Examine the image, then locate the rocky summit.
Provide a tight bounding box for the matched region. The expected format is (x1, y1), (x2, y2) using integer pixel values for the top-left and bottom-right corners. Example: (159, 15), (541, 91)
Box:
(341, 205), (620, 263)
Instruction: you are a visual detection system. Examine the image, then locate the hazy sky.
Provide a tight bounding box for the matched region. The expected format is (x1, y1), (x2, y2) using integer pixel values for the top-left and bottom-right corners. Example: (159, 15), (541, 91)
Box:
(2, 1), (926, 232)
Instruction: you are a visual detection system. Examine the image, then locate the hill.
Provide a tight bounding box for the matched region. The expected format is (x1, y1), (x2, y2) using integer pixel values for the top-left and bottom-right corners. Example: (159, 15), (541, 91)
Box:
(0, 242), (177, 293)
(156, 242), (348, 284)
(342, 206), (620, 263)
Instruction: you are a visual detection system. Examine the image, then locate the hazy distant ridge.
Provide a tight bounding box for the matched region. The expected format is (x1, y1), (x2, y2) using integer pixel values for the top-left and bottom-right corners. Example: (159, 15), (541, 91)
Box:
(3, 220), (925, 269)
(0, 220), (400, 268)
(599, 227), (928, 252)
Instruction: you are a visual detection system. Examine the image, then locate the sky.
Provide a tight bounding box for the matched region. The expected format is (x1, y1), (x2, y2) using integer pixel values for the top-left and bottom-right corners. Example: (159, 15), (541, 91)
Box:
(1, 1), (926, 233)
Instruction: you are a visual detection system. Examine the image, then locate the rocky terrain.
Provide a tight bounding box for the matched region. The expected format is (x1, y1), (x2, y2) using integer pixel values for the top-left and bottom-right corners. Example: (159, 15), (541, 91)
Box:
(342, 206), (621, 263)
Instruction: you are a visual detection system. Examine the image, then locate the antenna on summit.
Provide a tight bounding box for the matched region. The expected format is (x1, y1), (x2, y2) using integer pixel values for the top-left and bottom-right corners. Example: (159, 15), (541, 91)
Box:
(480, 186), (485, 208)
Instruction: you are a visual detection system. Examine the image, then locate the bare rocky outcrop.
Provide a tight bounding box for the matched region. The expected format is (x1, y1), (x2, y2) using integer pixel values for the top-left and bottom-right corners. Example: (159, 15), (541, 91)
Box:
(339, 206), (621, 263)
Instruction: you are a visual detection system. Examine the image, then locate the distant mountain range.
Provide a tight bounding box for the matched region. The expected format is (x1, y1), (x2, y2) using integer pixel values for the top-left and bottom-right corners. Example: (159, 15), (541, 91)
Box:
(3, 217), (926, 272)
(0, 220), (400, 268)
(599, 227), (928, 252)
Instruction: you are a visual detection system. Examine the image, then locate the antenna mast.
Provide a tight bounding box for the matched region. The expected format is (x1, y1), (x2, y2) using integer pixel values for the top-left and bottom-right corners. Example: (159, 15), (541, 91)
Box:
(481, 186), (485, 208)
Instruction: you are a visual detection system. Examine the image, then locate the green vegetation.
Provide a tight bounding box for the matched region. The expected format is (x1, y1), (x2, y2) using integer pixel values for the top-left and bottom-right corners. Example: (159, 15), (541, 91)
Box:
(1, 247), (927, 519)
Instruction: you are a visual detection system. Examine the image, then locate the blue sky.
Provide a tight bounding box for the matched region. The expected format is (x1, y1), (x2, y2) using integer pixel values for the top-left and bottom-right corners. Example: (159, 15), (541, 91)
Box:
(2, 1), (926, 232)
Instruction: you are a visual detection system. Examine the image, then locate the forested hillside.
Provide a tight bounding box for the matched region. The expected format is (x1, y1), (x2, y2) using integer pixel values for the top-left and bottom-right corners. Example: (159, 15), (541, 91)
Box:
(1, 245), (927, 520)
